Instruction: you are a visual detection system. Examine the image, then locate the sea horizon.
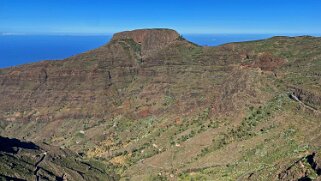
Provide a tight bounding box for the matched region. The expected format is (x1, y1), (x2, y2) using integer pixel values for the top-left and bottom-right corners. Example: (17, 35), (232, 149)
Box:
(1, 33), (320, 68)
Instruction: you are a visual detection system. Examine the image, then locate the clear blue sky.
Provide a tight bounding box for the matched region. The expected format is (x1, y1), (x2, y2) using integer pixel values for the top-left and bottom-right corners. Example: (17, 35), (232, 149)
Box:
(1, 0), (321, 35)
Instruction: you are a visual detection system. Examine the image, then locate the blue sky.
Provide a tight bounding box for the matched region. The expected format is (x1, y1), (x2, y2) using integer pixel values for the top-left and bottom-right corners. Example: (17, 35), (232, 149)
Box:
(1, 0), (321, 35)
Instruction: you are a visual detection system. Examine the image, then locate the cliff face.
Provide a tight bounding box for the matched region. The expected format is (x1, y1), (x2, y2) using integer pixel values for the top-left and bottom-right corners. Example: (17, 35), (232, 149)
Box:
(111, 28), (180, 57)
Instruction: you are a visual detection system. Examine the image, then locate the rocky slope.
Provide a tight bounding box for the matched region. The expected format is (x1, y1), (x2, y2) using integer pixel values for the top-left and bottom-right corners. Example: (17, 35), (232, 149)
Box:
(0, 29), (321, 180)
(0, 136), (118, 181)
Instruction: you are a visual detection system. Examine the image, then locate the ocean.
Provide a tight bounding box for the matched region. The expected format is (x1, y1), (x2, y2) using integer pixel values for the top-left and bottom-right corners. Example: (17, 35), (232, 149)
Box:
(0, 34), (274, 68)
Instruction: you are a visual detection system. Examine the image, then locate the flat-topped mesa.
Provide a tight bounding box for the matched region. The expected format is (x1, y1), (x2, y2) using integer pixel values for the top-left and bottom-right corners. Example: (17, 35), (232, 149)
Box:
(111, 28), (181, 56)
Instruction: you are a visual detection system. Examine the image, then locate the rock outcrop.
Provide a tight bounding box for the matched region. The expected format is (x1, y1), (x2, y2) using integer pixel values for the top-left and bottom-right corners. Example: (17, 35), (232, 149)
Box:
(277, 152), (321, 181)
(111, 28), (180, 56)
(290, 86), (321, 109)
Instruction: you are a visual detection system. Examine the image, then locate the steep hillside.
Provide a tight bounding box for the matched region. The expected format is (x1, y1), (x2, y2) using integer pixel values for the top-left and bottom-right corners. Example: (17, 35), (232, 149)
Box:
(0, 136), (118, 181)
(0, 29), (320, 180)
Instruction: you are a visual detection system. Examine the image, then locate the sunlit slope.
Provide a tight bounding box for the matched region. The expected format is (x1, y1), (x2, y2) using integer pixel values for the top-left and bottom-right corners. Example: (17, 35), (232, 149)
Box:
(0, 29), (320, 180)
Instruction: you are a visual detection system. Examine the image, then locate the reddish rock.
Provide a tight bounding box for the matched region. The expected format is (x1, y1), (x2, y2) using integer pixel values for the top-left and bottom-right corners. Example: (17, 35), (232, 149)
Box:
(111, 28), (180, 56)
(255, 52), (285, 71)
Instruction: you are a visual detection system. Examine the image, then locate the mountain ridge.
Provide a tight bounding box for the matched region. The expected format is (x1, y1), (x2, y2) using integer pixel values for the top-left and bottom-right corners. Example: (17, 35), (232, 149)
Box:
(0, 28), (321, 180)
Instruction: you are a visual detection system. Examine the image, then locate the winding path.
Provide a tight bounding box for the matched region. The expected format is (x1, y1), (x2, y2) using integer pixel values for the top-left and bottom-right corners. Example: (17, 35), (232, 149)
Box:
(34, 152), (46, 181)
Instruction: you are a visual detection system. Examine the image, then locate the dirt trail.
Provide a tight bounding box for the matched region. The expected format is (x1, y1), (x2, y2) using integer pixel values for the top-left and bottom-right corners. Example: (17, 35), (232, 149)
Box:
(290, 93), (321, 115)
(34, 152), (46, 181)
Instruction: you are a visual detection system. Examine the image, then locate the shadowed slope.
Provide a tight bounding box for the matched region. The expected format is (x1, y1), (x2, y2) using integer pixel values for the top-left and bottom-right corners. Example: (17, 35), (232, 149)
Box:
(0, 136), (118, 181)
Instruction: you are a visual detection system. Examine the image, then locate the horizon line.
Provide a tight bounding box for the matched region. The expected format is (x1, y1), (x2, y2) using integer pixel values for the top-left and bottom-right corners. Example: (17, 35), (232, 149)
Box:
(2, 32), (321, 37)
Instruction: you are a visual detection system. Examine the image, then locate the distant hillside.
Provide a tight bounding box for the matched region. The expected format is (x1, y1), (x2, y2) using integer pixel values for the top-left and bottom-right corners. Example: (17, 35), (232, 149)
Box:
(0, 29), (320, 180)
